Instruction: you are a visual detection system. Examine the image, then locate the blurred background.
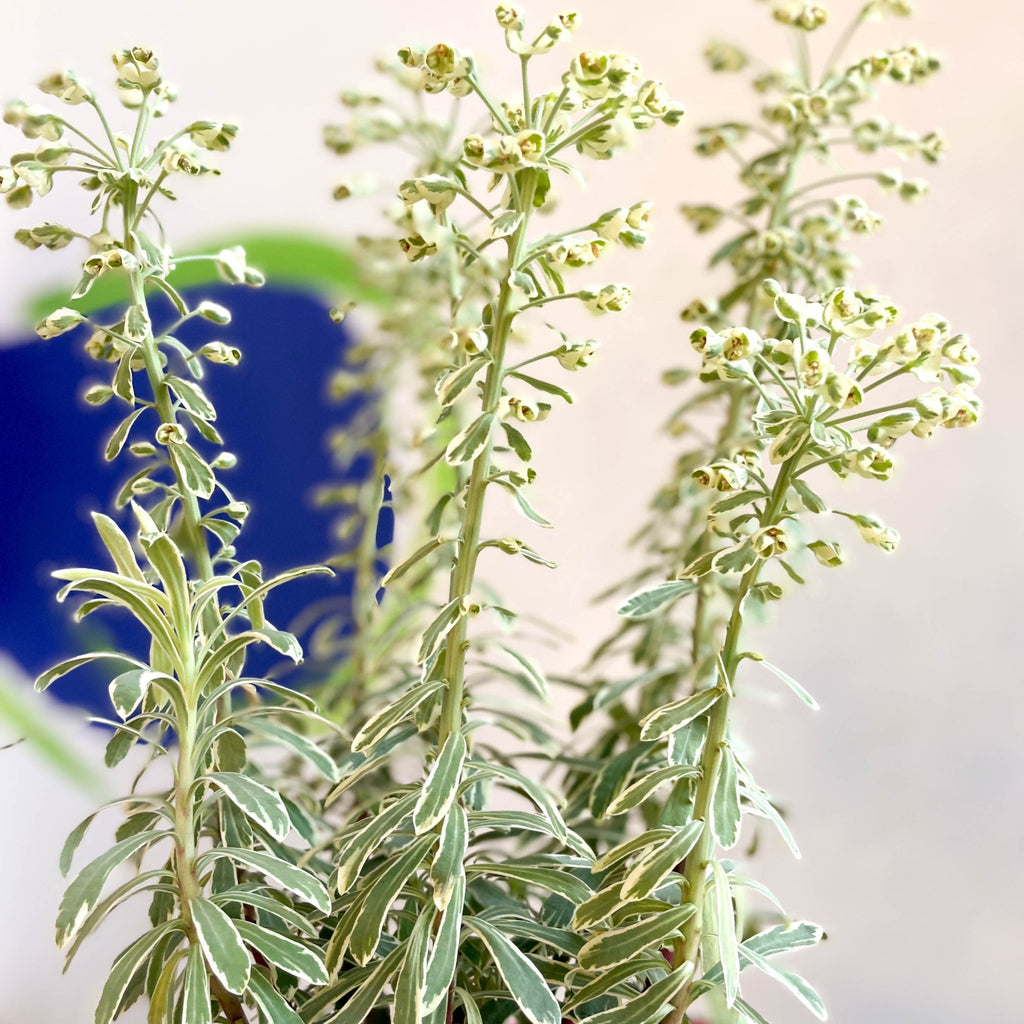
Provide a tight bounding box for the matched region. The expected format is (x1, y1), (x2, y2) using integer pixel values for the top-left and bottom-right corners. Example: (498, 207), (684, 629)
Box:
(1, 1), (1021, 1021)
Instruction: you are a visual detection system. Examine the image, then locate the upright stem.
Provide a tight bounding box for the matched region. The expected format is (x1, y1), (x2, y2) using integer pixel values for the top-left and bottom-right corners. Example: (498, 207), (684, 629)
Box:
(437, 170), (538, 745)
(667, 455), (801, 1023)
(123, 179), (248, 1023)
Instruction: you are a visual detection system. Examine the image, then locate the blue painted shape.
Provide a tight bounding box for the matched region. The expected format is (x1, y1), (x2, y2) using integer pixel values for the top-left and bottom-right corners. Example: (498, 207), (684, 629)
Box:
(0, 283), (388, 716)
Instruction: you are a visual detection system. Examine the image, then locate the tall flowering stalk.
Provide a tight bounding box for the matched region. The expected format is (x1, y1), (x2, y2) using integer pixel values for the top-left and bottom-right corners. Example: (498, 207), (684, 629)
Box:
(566, 4), (980, 1023)
(309, 8), (684, 1023)
(4, 49), (335, 1024)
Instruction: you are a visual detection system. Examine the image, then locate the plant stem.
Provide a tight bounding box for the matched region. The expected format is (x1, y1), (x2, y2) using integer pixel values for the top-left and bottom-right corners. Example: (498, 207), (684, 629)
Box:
(437, 170), (538, 746)
(667, 455), (801, 1022)
(123, 171), (248, 1022)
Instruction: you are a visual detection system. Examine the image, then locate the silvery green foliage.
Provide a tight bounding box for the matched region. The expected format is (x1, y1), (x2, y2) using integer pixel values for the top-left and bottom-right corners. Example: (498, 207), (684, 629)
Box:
(568, 4), (979, 1023)
(5, 50), (335, 1024)
(308, 8), (684, 1024)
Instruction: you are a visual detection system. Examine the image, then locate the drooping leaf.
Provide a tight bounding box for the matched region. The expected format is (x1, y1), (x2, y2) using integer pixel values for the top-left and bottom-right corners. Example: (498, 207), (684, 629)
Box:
(181, 942), (213, 1024)
(575, 960), (694, 1024)
(393, 906), (433, 1024)
(205, 848), (330, 913)
(235, 919), (328, 985)
(424, 875), (465, 1011)
(617, 579), (698, 619)
(577, 904), (696, 972)
(413, 731), (467, 834)
(639, 687), (723, 742)
(246, 967), (305, 1024)
(191, 896), (250, 994)
(708, 860), (739, 1006)
(468, 916), (561, 1024)
(606, 764), (702, 817)
(206, 773), (291, 842)
(712, 744), (741, 849)
(430, 804), (468, 911)
(621, 821), (703, 900)
(57, 831), (168, 948)
(94, 922), (181, 1024)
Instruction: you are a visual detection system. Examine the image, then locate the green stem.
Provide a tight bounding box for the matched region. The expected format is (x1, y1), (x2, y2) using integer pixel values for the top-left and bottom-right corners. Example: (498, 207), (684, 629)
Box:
(668, 454), (802, 1021)
(437, 170), (538, 745)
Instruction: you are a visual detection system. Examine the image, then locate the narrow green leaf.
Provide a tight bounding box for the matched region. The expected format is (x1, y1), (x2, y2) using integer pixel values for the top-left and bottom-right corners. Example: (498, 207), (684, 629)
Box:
(182, 943), (212, 1024)
(168, 375), (216, 421)
(247, 967), (305, 1024)
(445, 412), (495, 466)
(94, 922), (180, 1024)
(351, 680), (446, 754)
(350, 834), (435, 965)
(191, 896), (250, 994)
(617, 580), (698, 619)
(212, 887), (317, 935)
(505, 482), (551, 527)
(791, 478), (828, 513)
(740, 778), (800, 858)
(498, 645), (548, 698)
(739, 943), (827, 1019)
(424, 875), (465, 1012)
(591, 828), (677, 874)
(112, 352), (135, 403)
(57, 832), (167, 948)
(248, 720), (339, 782)
(206, 773), (291, 842)
(708, 860), (739, 1006)
(757, 658), (819, 709)
(393, 907), (432, 1024)
(436, 357), (488, 407)
(500, 420), (532, 461)
(92, 512), (145, 582)
(104, 407), (147, 461)
(468, 916), (561, 1024)
(473, 761), (568, 842)
(205, 848), (330, 913)
(467, 861), (592, 904)
(336, 792), (418, 895)
(606, 764), (702, 816)
(712, 744), (741, 849)
(172, 441), (216, 498)
(430, 804), (467, 910)
(621, 821), (703, 900)
(453, 987), (484, 1024)
(235, 919), (328, 985)
(589, 743), (655, 819)
(639, 687), (723, 742)
(576, 961), (694, 1024)
(382, 536), (453, 586)
(507, 370), (573, 403)
(577, 904), (697, 972)
(109, 669), (172, 720)
(413, 731), (467, 833)
(417, 597), (465, 664)
(317, 946), (404, 1024)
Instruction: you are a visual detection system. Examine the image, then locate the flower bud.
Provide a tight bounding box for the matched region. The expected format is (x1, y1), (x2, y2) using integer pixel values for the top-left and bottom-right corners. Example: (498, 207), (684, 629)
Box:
(36, 306), (86, 340)
(187, 121), (238, 152)
(399, 233), (438, 262)
(37, 70), (92, 105)
(850, 514), (899, 552)
(200, 341), (241, 365)
(751, 524), (790, 557)
(212, 453), (238, 470)
(582, 283), (631, 314)
(155, 423), (186, 446)
(112, 47), (161, 89)
(808, 540), (845, 567)
(196, 300), (231, 325)
(495, 3), (524, 29)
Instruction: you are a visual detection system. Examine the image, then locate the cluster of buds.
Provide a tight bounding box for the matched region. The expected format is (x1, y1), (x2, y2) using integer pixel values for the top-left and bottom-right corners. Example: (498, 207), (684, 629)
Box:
(14, 221), (75, 250)
(554, 339), (599, 370)
(37, 70), (93, 106)
(864, 0), (913, 18)
(398, 43), (473, 95)
(833, 194), (883, 234)
(851, 44), (940, 85)
(398, 175), (459, 215)
(581, 283), (631, 314)
(463, 128), (547, 173)
(704, 40), (748, 73)
(546, 235), (605, 267)
(111, 47), (175, 110)
(772, 2), (829, 30)
(692, 452), (758, 493)
(592, 202), (653, 248)
(497, 6), (580, 56)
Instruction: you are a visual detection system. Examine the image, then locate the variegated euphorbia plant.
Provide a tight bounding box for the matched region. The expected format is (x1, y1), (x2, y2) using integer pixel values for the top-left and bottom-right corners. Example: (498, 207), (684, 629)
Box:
(2, 4), (981, 1024)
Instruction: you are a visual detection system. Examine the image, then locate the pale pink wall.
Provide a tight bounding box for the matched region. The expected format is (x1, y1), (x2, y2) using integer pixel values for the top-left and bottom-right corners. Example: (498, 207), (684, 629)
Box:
(1, 2), (1020, 1021)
